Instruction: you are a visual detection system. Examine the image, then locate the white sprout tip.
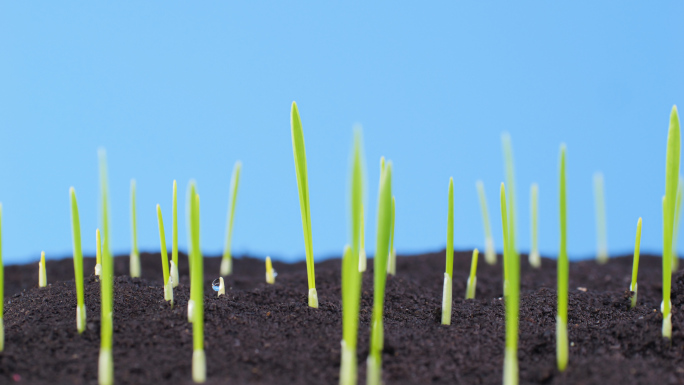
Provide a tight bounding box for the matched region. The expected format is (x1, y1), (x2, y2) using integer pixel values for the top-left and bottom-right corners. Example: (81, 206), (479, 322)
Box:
(661, 300), (672, 313)
(187, 299), (195, 323)
(130, 252), (141, 278)
(170, 260), (179, 288)
(217, 277), (225, 297)
(94, 263), (102, 276)
(358, 249), (367, 272)
(529, 251), (541, 268)
(663, 313), (673, 339)
(76, 304), (86, 333)
(441, 273), (452, 325)
(308, 288), (319, 308)
(485, 237), (496, 265)
(39, 256), (47, 288)
(339, 340), (357, 385)
(192, 349), (207, 383)
(0, 318), (4, 352)
(98, 348), (114, 385)
(164, 278), (174, 304)
(220, 258), (232, 276)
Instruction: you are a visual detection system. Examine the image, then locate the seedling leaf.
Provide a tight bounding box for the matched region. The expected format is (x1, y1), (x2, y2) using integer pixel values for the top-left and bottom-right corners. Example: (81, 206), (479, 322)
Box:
(69, 187), (86, 333)
(221, 161), (242, 276)
(442, 177), (454, 325)
(630, 218), (642, 308)
(476, 181), (496, 265)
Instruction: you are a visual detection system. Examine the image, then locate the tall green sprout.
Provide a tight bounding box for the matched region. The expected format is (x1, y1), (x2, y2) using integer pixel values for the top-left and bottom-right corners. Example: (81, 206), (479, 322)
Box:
(387, 197), (396, 275)
(630, 218), (642, 309)
(221, 161), (242, 276)
(98, 149), (112, 276)
(69, 187), (86, 334)
(367, 161), (393, 385)
(673, 179), (682, 271)
(0, 203), (4, 351)
(476, 181), (496, 265)
(501, 183), (520, 385)
(186, 182), (196, 323)
(593, 172), (608, 264)
(98, 225), (114, 385)
(358, 206), (367, 272)
(172, 180), (179, 288)
(501, 133), (518, 258)
(130, 179), (141, 277)
(441, 177), (454, 325)
(290, 101), (318, 308)
(465, 249), (479, 300)
(529, 183), (540, 268)
(340, 129), (364, 385)
(190, 188), (206, 382)
(663, 105), (680, 339)
(156, 205), (173, 303)
(557, 144), (569, 371)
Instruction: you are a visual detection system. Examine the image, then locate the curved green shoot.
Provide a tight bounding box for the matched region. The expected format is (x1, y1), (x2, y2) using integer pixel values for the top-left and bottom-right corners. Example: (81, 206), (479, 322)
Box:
(98, 225), (114, 385)
(290, 101), (318, 308)
(501, 183), (519, 385)
(663, 105), (680, 339)
(367, 161), (393, 385)
(441, 177), (454, 325)
(69, 187), (86, 334)
(465, 249), (479, 300)
(557, 144), (569, 372)
(156, 205), (173, 303)
(358, 206), (367, 272)
(265, 257), (275, 284)
(387, 196), (396, 275)
(0, 203), (4, 351)
(672, 178), (682, 271)
(501, 133), (518, 258)
(130, 179), (141, 277)
(476, 181), (496, 265)
(529, 183), (540, 268)
(221, 161), (242, 276)
(630, 218), (642, 309)
(191, 191), (206, 382)
(98, 149), (112, 275)
(172, 180), (179, 288)
(593, 172), (608, 264)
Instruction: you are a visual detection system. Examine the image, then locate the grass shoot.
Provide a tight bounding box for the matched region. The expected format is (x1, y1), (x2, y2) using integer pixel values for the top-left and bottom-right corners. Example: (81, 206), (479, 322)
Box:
(95, 230), (102, 276)
(216, 277), (225, 297)
(593, 172), (608, 264)
(221, 161), (242, 276)
(465, 249), (479, 300)
(98, 225), (114, 385)
(98, 149), (112, 276)
(69, 187), (86, 334)
(186, 182), (196, 323)
(266, 257), (276, 284)
(156, 204), (173, 304)
(501, 133), (518, 258)
(39, 251), (47, 287)
(358, 206), (367, 272)
(0, 203), (4, 351)
(673, 178), (682, 271)
(476, 181), (496, 265)
(172, 180), (179, 288)
(441, 177), (454, 325)
(662, 105), (680, 339)
(190, 189), (206, 382)
(387, 196), (396, 275)
(501, 183), (520, 385)
(367, 160), (393, 385)
(130, 179), (141, 277)
(290, 101), (318, 308)
(557, 144), (569, 371)
(529, 183), (541, 268)
(630, 218), (642, 309)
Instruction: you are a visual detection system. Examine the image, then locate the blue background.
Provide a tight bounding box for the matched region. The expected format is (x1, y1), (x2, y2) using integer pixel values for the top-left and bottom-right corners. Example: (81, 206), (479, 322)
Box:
(0, 2), (682, 264)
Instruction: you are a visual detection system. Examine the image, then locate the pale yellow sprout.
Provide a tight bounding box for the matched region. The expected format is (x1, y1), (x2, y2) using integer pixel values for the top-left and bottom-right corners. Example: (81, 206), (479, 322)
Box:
(266, 257), (276, 284)
(39, 251), (47, 287)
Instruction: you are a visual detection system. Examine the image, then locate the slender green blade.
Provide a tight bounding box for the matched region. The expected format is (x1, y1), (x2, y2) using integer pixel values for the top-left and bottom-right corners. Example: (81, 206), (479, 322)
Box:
(529, 183), (540, 267)
(476, 181), (496, 265)
(131, 179), (138, 258)
(98, 149), (111, 261)
(558, 144), (568, 322)
(593, 172), (608, 263)
(673, 178), (682, 270)
(157, 205), (170, 288)
(222, 161), (242, 271)
(501, 133), (517, 256)
(191, 191), (204, 350)
(69, 188), (84, 309)
(664, 106), (680, 318)
(172, 180), (179, 269)
(631, 218), (642, 308)
(100, 222), (113, 350)
(446, 178), (454, 277)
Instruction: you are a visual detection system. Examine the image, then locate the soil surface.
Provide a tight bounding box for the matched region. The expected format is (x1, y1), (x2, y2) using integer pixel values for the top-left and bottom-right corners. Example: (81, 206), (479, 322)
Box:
(0, 251), (683, 385)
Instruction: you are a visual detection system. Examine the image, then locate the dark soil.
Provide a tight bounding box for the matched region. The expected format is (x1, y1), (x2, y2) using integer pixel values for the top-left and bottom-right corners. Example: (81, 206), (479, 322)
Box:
(1, 251), (683, 385)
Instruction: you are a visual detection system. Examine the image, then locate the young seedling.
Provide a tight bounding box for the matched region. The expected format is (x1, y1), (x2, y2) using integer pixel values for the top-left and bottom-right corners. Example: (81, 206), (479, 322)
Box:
(171, 180), (179, 288)
(465, 249), (479, 300)
(529, 183), (541, 268)
(0, 204), (4, 351)
(98, 226), (114, 385)
(190, 190), (206, 382)
(156, 205), (173, 304)
(557, 144), (569, 371)
(39, 251), (47, 287)
(98, 149), (113, 276)
(221, 161), (242, 276)
(501, 183), (520, 385)
(358, 206), (367, 272)
(662, 105), (680, 339)
(441, 178), (455, 325)
(366, 161), (393, 385)
(130, 179), (141, 277)
(95, 231), (102, 276)
(69, 187), (86, 334)
(387, 197), (397, 275)
(290, 101), (318, 308)
(216, 277), (225, 297)
(186, 182), (197, 323)
(630, 218), (642, 308)
(673, 179), (682, 271)
(476, 181), (496, 265)
(265, 257), (276, 284)
(501, 133), (518, 258)
(593, 172), (608, 264)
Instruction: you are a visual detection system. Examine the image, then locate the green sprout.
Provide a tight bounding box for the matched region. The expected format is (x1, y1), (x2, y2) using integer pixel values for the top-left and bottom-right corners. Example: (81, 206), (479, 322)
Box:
(98, 225), (114, 385)
(39, 251), (47, 287)
(529, 183), (540, 268)
(69, 187), (86, 334)
(358, 205), (367, 272)
(172, 180), (179, 288)
(476, 181), (496, 265)
(0, 203), (4, 351)
(186, 181), (196, 323)
(387, 197), (397, 275)
(130, 179), (141, 277)
(95, 230), (102, 276)
(441, 177), (454, 325)
(630, 218), (642, 309)
(500, 183), (520, 385)
(190, 188), (206, 382)
(501, 133), (518, 259)
(557, 144), (569, 371)
(662, 105), (680, 339)
(265, 257), (275, 284)
(156, 205), (173, 304)
(672, 178), (682, 271)
(465, 249), (479, 300)
(290, 101), (318, 308)
(340, 128), (364, 385)
(221, 161), (242, 276)
(98, 149), (113, 276)
(593, 172), (608, 264)
(366, 161), (393, 385)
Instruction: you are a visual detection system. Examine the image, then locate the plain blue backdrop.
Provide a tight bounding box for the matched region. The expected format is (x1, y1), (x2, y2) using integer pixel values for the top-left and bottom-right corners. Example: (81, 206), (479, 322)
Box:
(0, 2), (682, 264)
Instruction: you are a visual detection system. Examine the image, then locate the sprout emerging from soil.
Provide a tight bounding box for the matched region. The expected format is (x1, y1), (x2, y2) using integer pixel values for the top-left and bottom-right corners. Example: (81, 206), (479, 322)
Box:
(130, 179), (141, 278)
(221, 161), (242, 276)
(189, 186), (206, 382)
(662, 105), (680, 339)
(673, 178), (682, 271)
(98, 149), (113, 277)
(265, 257), (276, 284)
(501, 133), (518, 259)
(39, 251), (47, 287)
(172, 180), (179, 288)
(156, 205), (173, 304)
(630, 218), (642, 309)
(367, 160), (393, 385)
(98, 224), (114, 385)
(593, 172), (608, 264)
(441, 178), (455, 325)
(290, 101), (318, 308)
(465, 249), (479, 300)
(0, 203), (4, 351)
(387, 196), (397, 275)
(69, 187), (86, 334)
(476, 181), (496, 265)
(358, 206), (367, 272)
(529, 183), (541, 268)
(500, 183), (520, 385)
(557, 144), (569, 371)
